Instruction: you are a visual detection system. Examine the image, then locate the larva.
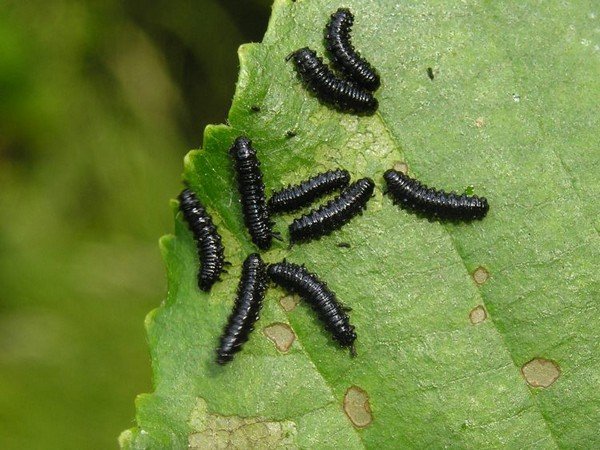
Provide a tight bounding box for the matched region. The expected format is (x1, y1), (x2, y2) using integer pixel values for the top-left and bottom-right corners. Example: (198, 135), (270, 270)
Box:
(289, 177), (375, 244)
(287, 47), (378, 114)
(178, 189), (226, 292)
(268, 169), (351, 214)
(383, 169), (489, 221)
(267, 261), (356, 354)
(216, 253), (268, 365)
(427, 67), (434, 80)
(325, 8), (381, 91)
(229, 136), (277, 250)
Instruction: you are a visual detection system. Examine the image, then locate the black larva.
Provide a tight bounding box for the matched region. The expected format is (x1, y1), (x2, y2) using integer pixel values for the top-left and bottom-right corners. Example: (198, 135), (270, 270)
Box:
(267, 261), (356, 355)
(325, 8), (381, 91)
(216, 253), (268, 365)
(287, 47), (378, 114)
(427, 67), (434, 80)
(289, 177), (375, 244)
(229, 136), (277, 250)
(178, 188), (227, 292)
(383, 169), (489, 221)
(268, 169), (351, 214)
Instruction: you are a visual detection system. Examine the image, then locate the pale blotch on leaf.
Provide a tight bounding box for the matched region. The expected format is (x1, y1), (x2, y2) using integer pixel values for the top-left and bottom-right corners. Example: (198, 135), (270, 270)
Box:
(521, 358), (561, 388)
(469, 305), (487, 325)
(339, 115), (359, 133)
(475, 117), (485, 128)
(392, 161), (409, 174)
(263, 323), (296, 353)
(279, 294), (300, 312)
(472, 266), (490, 285)
(118, 429), (134, 447)
(188, 397), (297, 449)
(343, 386), (373, 428)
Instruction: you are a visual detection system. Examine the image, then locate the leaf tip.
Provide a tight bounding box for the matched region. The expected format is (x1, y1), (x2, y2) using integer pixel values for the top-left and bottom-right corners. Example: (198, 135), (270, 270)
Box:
(158, 234), (176, 259)
(118, 428), (136, 449)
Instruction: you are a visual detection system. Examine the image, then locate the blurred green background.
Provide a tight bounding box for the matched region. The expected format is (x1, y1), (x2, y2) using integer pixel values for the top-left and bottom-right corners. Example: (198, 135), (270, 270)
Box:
(0, 1), (270, 448)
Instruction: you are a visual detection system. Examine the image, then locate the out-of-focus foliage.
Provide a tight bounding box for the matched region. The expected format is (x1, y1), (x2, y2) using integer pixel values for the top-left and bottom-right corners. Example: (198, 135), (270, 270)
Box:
(0, 1), (269, 449)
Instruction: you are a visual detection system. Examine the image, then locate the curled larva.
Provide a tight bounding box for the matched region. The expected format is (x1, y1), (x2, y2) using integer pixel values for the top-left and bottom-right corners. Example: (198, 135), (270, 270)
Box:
(325, 8), (380, 91)
(287, 47), (378, 114)
(267, 260), (356, 355)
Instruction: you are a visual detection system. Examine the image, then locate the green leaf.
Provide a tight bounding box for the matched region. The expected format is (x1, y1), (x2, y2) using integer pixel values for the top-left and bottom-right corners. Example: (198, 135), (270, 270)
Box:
(121, 0), (600, 447)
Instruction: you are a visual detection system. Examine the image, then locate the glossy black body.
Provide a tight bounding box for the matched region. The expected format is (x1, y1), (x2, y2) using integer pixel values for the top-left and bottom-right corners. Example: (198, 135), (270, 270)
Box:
(216, 253), (267, 365)
(287, 47), (378, 114)
(267, 261), (356, 353)
(178, 189), (226, 292)
(383, 169), (489, 221)
(325, 8), (380, 91)
(229, 136), (275, 249)
(268, 169), (351, 214)
(289, 177), (375, 244)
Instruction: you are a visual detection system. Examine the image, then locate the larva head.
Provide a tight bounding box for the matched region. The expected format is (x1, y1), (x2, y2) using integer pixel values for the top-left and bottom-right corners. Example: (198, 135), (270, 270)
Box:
(383, 168), (403, 184)
(332, 7), (354, 24)
(479, 197), (490, 216)
(339, 324), (357, 348)
(357, 177), (375, 197)
(216, 351), (234, 366)
(287, 47), (317, 64)
(178, 188), (208, 218)
(365, 96), (379, 113)
(178, 188), (195, 206)
(198, 277), (214, 292)
(229, 136), (255, 159)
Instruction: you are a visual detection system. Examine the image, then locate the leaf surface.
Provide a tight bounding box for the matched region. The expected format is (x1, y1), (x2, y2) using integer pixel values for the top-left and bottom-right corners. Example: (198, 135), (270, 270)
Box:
(121, 1), (600, 448)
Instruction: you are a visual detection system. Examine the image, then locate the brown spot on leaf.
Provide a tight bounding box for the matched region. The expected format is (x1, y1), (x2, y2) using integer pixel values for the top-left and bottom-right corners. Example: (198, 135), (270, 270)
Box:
(392, 161), (409, 174)
(475, 117), (485, 128)
(263, 323), (295, 353)
(472, 266), (490, 285)
(279, 294), (300, 312)
(469, 305), (487, 325)
(521, 358), (560, 388)
(343, 386), (373, 428)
